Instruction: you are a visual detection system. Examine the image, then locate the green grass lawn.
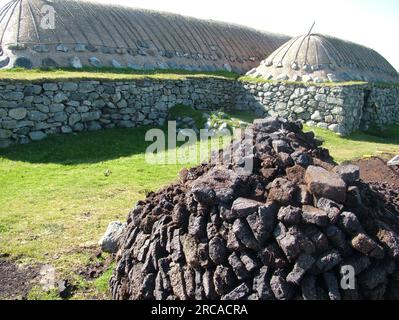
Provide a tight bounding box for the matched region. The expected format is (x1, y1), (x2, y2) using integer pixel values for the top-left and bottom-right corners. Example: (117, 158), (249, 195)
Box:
(0, 126), (200, 299)
(0, 127), (188, 262)
(0, 108), (398, 299)
(307, 124), (399, 163)
(0, 110), (245, 299)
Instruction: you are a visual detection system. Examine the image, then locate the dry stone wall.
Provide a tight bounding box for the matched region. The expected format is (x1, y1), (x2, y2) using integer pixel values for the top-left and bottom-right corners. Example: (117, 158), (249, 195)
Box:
(0, 79), (235, 148)
(362, 86), (399, 129)
(235, 82), (399, 135)
(235, 83), (366, 136)
(0, 79), (398, 148)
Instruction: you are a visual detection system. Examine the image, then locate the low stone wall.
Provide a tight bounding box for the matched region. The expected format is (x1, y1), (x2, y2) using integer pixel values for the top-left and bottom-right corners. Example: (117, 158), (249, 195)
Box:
(0, 78), (398, 147)
(235, 82), (366, 136)
(0, 79), (235, 148)
(361, 85), (399, 129)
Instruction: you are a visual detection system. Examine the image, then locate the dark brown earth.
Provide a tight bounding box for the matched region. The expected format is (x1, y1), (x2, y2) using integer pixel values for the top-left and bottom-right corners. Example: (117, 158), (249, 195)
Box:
(0, 249), (113, 300)
(354, 157), (399, 188)
(78, 252), (114, 280)
(0, 256), (40, 300)
(353, 157), (399, 213)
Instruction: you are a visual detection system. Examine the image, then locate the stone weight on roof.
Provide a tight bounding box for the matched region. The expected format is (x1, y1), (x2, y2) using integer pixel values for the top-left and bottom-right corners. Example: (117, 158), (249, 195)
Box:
(247, 33), (399, 84)
(0, 0), (289, 73)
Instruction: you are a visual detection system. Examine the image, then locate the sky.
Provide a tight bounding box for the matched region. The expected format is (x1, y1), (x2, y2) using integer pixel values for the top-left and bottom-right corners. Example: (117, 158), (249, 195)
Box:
(1, 0), (398, 70)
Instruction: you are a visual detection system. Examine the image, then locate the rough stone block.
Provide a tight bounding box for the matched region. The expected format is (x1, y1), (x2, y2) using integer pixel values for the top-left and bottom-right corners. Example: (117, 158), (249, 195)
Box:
(305, 166), (347, 203)
(333, 165), (360, 185)
(98, 221), (126, 254)
(302, 206), (330, 227)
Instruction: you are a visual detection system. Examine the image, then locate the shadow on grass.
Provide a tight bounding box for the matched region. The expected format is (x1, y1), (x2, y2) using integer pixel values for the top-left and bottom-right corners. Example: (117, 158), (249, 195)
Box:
(306, 123), (399, 146)
(0, 126), (157, 165)
(0, 110), (256, 165)
(343, 125), (399, 145)
(2, 117), (397, 165)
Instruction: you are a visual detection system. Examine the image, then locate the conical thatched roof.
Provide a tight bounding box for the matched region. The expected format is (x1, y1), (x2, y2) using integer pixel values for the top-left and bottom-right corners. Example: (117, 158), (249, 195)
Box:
(247, 33), (399, 83)
(0, 0), (289, 72)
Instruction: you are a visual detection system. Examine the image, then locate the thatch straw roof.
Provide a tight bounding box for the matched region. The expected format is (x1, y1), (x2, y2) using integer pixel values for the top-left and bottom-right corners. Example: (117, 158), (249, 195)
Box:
(247, 33), (399, 83)
(0, 0), (288, 72)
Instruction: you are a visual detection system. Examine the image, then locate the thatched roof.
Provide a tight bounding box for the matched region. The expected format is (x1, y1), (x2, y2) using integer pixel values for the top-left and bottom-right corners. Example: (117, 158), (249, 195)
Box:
(247, 33), (399, 83)
(0, 0), (289, 72)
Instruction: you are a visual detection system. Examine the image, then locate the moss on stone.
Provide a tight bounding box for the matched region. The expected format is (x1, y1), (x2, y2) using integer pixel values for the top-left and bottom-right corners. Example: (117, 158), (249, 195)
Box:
(0, 67), (239, 82)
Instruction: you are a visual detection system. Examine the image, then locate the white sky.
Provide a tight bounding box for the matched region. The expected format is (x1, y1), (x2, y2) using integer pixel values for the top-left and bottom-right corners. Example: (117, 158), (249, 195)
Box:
(94, 0), (399, 70)
(2, 0), (398, 70)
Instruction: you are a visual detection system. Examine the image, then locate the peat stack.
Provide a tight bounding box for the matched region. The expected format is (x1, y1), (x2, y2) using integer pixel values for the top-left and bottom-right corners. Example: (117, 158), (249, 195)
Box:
(110, 118), (399, 300)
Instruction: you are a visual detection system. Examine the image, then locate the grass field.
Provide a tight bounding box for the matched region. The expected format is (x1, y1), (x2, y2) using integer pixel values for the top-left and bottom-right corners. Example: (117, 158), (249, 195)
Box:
(0, 107), (398, 299)
(0, 109), (251, 299)
(308, 124), (399, 163)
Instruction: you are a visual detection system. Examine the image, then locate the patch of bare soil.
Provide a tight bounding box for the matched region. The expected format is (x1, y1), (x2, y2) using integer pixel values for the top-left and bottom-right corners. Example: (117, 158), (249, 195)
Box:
(78, 252), (114, 280)
(353, 157), (399, 213)
(0, 256), (40, 300)
(354, 157), (399, 188)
